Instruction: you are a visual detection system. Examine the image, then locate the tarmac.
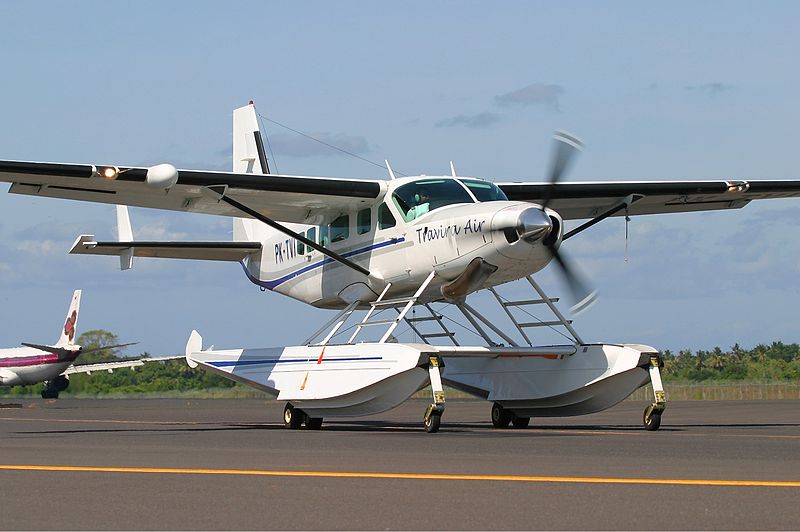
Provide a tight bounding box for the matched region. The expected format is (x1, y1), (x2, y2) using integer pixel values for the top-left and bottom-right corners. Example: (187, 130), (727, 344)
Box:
(1, 398), (798, 530)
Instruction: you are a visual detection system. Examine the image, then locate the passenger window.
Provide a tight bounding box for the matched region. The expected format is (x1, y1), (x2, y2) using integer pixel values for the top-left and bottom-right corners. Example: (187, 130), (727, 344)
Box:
(357, 208), (371, 235)
(378, 203), (396, 229)
(319, 225), (330, 247)
(330, 215), (349, 243)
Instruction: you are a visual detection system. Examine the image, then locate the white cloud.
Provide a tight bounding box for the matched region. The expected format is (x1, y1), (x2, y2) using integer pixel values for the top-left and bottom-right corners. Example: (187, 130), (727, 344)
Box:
(435, 112), (501, 129)
(684, 82), (733, 96)
(16, 240), (64, 256)
(134, 220), (189, 241)
(495, 83), (565, 110)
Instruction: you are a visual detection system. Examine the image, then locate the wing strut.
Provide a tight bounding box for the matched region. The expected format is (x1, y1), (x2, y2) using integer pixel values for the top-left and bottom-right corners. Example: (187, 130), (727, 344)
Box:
(562, 194), (644, 241)
(204, 185), (370, 277)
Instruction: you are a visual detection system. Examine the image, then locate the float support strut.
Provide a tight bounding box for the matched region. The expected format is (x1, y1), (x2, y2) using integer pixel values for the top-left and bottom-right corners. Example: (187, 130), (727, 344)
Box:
(645, 354), (666, 421)
(424, 355), (446, 423)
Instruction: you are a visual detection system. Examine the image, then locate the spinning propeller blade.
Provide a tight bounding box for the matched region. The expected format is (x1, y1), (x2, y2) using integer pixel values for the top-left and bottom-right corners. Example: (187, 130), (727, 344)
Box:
(548, 248), (598, 314)
(539, 131), (597, 314)
(542, 131), (583, 210)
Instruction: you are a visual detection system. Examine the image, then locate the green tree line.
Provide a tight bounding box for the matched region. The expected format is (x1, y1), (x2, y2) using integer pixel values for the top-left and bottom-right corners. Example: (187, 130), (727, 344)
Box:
(1, 331), (798, 397)
(661, 342), (800, 382)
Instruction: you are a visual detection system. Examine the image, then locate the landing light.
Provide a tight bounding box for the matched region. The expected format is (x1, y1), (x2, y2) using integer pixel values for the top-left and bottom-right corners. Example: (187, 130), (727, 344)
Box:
(101, 166), (119, 180)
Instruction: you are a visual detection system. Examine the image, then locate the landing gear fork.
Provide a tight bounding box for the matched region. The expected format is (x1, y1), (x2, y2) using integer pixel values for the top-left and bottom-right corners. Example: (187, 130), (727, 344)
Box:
(643, 354), (666, 431)
(423, 355), (446, 433)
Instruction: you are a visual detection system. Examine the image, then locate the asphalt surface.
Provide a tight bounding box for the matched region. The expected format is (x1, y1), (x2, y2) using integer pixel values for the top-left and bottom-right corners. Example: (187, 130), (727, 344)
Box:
(0, 398), (798, 530)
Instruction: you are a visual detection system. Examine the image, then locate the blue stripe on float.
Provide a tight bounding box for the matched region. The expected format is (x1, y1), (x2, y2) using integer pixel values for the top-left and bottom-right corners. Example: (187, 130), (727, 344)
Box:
(240, 237), (405, 290)
(209, 356), (383, 368)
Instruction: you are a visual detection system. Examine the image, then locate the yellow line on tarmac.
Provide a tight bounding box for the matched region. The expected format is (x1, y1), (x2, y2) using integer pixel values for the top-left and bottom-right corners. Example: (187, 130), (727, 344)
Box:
(0, 464), (798, 488)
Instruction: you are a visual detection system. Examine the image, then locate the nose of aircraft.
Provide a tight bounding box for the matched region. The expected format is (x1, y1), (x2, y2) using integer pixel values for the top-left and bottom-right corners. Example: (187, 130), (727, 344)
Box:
(516, 207), (553, 243)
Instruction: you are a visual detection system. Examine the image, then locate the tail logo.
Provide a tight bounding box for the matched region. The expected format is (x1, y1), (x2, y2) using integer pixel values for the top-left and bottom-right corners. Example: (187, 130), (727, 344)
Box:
(64, 311), (77, 342)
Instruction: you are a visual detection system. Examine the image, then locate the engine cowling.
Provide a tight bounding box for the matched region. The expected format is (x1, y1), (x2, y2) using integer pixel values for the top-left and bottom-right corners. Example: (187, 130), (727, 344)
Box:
(0, 369), (22, 386)
(491, 204), (563, 260)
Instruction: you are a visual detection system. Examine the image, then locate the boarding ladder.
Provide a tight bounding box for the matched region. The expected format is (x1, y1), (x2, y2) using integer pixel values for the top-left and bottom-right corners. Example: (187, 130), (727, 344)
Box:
(487, 276), (583, 346)
(403, 303), (459, 346)
(348, 271), (438, 344)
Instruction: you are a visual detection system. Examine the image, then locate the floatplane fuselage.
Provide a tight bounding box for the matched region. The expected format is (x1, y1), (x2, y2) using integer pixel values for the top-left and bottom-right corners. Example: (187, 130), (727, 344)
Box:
(237, 179), (559, 309)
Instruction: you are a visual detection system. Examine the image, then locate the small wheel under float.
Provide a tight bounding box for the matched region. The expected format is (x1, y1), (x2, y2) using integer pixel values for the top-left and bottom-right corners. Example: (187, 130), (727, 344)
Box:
(511, 415), (530, 429)
(424, 412), (441, 433)
(643, 405), (662, 431)
(283, 403), (303, 430)
(305, 416), (323, 430)
(491, 402), (512, 428)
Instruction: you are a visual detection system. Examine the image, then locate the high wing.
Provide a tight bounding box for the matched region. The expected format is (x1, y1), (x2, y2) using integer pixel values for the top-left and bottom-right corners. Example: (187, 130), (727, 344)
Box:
(0, 160), (385, 224)
(498, 180), (800, 220)
(63, 355), (184, 376)
(4, 160), (800, 223)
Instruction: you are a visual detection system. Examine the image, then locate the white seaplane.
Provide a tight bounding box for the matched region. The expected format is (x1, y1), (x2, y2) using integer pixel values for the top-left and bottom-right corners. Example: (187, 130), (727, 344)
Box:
(1, 103), (798, 431)
(0, 289), (177, 398)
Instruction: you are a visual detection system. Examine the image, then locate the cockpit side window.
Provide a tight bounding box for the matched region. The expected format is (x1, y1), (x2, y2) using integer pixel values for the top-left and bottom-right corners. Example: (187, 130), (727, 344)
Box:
(461, 179), (508, 202)
(392, 179), (474, 222)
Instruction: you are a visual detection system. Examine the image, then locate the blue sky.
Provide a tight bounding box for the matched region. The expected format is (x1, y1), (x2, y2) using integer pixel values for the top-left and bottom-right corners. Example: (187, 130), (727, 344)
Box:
(1, 1), (798, 355)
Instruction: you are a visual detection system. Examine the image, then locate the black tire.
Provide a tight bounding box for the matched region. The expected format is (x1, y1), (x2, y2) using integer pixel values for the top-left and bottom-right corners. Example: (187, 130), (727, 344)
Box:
(283, 403), (303, 430)
(424, 413), (441, 433)
(511, 415), (530, 429)
(491, 402), (512, 428)
(54, 375), (69, 392)
(41, 388), (58, 399)
(305, 417), (323, 430)
(643, 408), (662, 431)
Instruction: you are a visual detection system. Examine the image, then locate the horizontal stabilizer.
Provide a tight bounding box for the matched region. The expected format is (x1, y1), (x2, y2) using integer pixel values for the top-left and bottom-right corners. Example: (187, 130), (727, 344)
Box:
(80, 342), (138, 355)
(70, 235), (261, 262)
(21, 342), (76, 357)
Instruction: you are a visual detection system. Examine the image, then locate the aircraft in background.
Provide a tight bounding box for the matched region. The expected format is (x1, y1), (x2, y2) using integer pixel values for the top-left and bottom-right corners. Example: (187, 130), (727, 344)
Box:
(1, 102), (799, 430)
(0, 289), (178, 398)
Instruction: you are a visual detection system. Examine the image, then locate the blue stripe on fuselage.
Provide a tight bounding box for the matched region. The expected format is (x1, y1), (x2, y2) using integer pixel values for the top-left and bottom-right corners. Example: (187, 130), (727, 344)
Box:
(240, 237), (405, 290)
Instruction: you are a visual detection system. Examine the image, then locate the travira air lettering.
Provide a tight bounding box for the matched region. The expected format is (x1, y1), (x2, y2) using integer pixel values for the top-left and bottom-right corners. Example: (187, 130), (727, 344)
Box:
(416, 219), (486, 243)
(275, 238), (299, 264)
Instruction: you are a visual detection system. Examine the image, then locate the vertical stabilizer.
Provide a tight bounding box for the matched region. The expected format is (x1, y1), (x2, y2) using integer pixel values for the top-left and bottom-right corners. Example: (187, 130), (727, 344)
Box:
(56, 290), (82, 347)
(232, 102), (269, 174)
(232, 102), (267, 242)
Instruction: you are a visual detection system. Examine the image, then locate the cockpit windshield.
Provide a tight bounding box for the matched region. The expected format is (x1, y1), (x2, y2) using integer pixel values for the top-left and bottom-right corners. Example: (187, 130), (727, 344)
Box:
(461, 179), (508, 202)
(392, 179), (474, 221)
(391, 178), (508, 221)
